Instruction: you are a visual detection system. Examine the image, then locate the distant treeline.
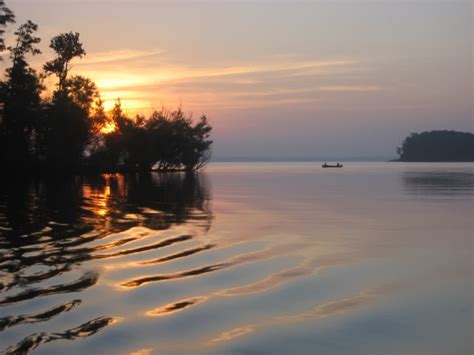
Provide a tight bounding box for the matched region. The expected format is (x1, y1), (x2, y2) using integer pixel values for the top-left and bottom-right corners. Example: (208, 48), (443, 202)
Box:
(397, 130), (474, 162)
(0, 1), (212, 175)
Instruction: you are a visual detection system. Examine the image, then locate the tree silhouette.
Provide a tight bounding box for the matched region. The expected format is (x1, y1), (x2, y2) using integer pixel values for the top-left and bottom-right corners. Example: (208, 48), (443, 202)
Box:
(91, 104), (213, 172)
(43, 32), (86, 92)
(8, 20), (41, 63)
(0, 21), (43, 169)
(65, 75), (99, 114)
(41, 92), (92, 172)
(0, 3), (213, 175)
(397, 130), (474, 162)
(38, 32), (96, 172)
(0, 0), (15, 55)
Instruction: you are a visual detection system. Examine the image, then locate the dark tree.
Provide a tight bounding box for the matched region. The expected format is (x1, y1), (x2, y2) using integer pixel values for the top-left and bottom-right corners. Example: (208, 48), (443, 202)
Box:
(0, 21), (43, 169)
(0, 19), (213, 175)
(87, 103), (213, 173)
(40, 33), (93, 172)
(0, 0), (15, 55)
(88, 97), (108, 153)
(142, 109), (212, 171)
(8, 20), (41, 63)
(65, 75), (99, 114)
(41, 93), (91, 172)
(43, 32), (86, 92)
(104, 100), (153, 171)
(397, 130), (474, 162)
(104, 99), (130, 168)
(182, 114), (213, 170)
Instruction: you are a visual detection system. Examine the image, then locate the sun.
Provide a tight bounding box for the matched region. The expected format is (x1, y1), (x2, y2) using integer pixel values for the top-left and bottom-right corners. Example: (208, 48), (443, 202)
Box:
(101, 122), (117, 134)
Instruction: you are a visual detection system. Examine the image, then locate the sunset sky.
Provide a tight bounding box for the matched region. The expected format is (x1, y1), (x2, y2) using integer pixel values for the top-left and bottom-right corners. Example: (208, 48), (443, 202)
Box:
(2, 0), (472, 160)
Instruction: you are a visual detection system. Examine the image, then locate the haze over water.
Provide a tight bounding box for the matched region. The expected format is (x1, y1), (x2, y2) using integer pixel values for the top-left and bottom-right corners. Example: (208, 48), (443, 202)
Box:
(5, 0), (472, 161)
(0, 162), (472, 354)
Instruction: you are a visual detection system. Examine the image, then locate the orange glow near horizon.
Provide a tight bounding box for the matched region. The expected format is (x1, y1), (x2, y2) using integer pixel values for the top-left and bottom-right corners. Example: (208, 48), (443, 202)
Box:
(72, 57), (363, 117)
(5, 0), (470, 161)
(101, 122), (117, 134)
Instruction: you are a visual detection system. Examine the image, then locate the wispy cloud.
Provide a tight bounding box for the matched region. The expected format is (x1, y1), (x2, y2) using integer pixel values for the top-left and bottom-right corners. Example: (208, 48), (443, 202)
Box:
(76, 49), (164, 66)
(30, 47), (379, 112)
(319, 85), (381, 92)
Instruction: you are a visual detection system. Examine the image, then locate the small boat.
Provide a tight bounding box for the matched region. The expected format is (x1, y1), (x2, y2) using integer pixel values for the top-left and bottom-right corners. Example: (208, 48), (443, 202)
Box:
(322, 162), (343, 168)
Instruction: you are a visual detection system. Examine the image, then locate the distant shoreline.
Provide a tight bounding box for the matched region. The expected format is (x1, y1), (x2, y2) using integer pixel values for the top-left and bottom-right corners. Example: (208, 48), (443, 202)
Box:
(396, 131), (474, 162)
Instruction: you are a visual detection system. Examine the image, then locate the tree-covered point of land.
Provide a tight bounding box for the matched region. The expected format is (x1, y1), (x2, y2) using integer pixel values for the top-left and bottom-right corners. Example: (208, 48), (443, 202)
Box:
(397, 130), (474, 162)
(0, 1), (212, 175)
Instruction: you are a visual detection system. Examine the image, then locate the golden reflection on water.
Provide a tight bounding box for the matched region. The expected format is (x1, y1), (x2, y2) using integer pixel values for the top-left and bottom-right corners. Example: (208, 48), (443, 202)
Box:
(117, 241), (330, 290)
(211, 326), (255, 343)
(0, 172), (214, 353)
(217, 253), (357, 297)
(207, 285), (392, 346)
(82, 175), (114, 217)
(1, 164), (472, 354)
(146, 296), (208, 317)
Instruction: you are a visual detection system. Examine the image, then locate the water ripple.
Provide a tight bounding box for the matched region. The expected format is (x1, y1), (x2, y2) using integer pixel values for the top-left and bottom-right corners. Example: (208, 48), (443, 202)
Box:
(0, 173), (212, 353)
(0, 300), (81, 332)
(0, 271), (98, 306)
(2, 316), (117, 355)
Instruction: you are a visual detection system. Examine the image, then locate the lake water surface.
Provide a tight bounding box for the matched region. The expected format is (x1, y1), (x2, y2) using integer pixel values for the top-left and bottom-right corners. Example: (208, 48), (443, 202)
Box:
(0, 162), (472, 354)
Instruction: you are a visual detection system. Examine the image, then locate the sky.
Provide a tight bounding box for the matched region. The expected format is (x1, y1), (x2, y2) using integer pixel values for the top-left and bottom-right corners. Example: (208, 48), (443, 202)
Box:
(2, 0), (472, 160)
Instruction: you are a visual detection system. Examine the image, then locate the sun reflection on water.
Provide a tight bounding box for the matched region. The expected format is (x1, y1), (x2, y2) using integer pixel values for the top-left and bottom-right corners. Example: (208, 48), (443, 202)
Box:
(1, 164), (472, 354)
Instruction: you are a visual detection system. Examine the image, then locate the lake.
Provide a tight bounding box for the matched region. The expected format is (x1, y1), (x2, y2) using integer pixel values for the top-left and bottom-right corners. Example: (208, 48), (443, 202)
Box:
(0, 162), (472, 355)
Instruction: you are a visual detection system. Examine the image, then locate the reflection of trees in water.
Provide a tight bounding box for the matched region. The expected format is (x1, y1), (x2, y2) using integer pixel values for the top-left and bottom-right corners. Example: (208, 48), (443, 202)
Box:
(401, 171), (474, 196)
(80, 172), (212, 232)
(0, 172), (211, 238)
(0, 172), (211, 353)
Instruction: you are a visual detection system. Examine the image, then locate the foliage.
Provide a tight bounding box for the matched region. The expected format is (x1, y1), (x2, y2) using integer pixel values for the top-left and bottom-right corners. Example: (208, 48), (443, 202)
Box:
(43, 32), (86, 91)
(0, 2), (213, 174)
(8, 20), (41, 62)
(65, 75), (99, 114)
(397, 130), (474, 162)
(0, 0), (15, 54)
(41, 93), (92, 172)
(0, 20), (42, 168)
(91, 102), (213, 172)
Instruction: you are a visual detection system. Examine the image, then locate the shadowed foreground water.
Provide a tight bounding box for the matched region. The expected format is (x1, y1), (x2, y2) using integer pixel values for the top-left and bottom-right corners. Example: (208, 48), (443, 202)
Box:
(0, 163), (472, 354)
